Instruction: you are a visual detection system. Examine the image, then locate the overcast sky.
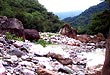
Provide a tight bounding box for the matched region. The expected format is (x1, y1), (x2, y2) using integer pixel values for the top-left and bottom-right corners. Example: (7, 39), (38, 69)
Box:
(38, 0), (102, 13)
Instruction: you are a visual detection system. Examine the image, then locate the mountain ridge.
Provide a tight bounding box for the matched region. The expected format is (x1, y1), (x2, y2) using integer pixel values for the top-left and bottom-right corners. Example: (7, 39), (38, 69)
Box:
(54, 11), (82, 20)
(63, 2), (110, 27)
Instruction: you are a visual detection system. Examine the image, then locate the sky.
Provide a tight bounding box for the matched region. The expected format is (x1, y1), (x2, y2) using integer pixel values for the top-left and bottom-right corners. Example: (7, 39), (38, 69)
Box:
(38, 0), (102, 13)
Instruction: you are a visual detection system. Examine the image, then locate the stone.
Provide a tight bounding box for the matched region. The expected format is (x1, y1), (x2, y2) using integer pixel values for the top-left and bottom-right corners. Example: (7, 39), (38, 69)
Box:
(0, 28), (25, 40)
(23, 29), (40, 41)
(0, 60), (6, 75)
(7, 48), (25, 57)
(0, 16), (24, 29)
(45, 53), (73, 65)
(58, 66), (73, 74)
(58, 58), (73, 65)
(59, 24), (77, 39)
(77, 35), (91, 43)
(36, 67), (56, 75)
(22, 69), (35, 75)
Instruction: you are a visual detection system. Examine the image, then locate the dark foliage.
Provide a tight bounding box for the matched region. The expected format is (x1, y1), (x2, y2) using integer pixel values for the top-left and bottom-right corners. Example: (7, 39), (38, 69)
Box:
(87, 10), (110, 38)
(0, 0), (63, 32)
(63, 2), (110, 34)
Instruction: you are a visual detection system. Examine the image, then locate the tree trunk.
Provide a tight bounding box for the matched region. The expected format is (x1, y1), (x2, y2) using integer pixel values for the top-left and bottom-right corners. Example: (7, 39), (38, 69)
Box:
(101, 35), (110, 75)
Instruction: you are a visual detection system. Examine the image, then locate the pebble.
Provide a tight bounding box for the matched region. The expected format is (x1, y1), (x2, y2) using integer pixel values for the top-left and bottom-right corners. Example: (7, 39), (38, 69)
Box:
(0, 33), (106, 75)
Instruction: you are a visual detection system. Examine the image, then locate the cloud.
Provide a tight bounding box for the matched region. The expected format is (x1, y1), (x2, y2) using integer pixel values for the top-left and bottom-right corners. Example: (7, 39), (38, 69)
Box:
(38, 0), (101, 12)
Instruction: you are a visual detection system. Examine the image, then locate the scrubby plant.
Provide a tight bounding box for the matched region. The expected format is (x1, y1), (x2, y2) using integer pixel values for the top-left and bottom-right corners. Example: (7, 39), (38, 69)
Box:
(33, 39), (52, 47)
(5, 32), (13, 40)
(37, 39), (47, 47)
(5, 32), (23, 41)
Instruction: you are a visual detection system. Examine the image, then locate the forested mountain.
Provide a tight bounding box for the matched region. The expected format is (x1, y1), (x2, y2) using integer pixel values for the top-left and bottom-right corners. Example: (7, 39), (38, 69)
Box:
(0, 0), (63, 32)
(63, 2), (110, 27)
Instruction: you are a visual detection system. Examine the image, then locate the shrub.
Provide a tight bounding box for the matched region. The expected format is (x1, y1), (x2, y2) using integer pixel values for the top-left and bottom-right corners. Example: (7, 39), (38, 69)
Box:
(5, 32), (23, 41)
(37, 39), (47, 47)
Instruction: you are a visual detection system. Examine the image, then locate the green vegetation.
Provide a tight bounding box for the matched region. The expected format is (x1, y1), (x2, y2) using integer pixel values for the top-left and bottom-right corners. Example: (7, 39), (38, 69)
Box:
(63, 2), (110, 34)
(34, 39), (52, 47)
(36, 39), (47, 47)
(87, 10), (110, 38)
(5, 32), (23, 41)
(0, 0), (63, 32)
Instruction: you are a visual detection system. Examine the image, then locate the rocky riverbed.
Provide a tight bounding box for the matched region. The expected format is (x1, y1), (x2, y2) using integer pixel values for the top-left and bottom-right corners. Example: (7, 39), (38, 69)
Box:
(0, 33), (106, 75)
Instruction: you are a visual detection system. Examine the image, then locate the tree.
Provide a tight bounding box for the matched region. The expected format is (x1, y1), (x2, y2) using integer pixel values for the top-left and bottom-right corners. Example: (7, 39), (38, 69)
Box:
(0, 0), (63, 32)
(87, 10), (110, 38)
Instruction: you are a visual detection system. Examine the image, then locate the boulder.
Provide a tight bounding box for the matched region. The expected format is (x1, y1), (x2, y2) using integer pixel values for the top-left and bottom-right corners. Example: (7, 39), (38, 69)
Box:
(77, 33), (105, 43)
(0, 28), (40, 41)
(0, 28), (24, 38)
(59, 24), (77, 39)
(0, 16), (24, 29)
(58, 66), (73, 74)
(77, 35), (91, 43)
(45, 53), (73, 65)
(92, 33), (105, 43)
(24, 29), (40, 41)
(36, 67), (56, 75)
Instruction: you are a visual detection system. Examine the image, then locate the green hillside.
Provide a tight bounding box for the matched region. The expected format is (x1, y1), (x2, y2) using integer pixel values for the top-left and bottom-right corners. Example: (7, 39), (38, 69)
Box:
(63, 2), (110, 34)
(0, 0), (63, 32)
(63, 2), (110, 27)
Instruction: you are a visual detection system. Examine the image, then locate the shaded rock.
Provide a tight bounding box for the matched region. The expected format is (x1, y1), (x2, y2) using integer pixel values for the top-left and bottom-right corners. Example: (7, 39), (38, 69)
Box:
(0, 16), (24, 29)
(58, 66), (73, 74)
(36, 67), (56, 75)
(77, 35), (91, 43)
(24, 29), (40, 41)
(45, 53), (73, 65)
(7, 48), (25, 57)
(0, 28), (25, 40)
(45, 52), (63, 59)
(92, 33), (105, 43)
(58, 58), (73, 65)
(0, 28), (40, 41)
(59, 24), (77, 39)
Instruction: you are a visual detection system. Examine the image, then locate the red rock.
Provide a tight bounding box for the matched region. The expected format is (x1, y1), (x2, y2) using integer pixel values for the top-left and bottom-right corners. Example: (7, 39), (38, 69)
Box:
(59, 24), (77, 39)
(36, 67), (56, 75)
(45, 53), (73, 65)
(77, 35), (91, 43)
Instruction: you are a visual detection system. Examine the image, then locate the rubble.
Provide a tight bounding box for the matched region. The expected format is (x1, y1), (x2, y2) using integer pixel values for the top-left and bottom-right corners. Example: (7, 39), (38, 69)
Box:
(0, 33), (106, 75)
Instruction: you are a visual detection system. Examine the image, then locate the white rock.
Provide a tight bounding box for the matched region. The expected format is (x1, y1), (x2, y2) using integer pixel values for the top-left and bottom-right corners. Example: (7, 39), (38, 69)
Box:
(22, 69), (35, 75)
(0, 60), (6, 75)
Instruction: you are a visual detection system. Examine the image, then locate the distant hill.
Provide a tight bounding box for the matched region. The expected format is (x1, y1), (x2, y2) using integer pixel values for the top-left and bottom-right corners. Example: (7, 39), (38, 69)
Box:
(63, 2), (110, 27)
(54, 11), (82, 20)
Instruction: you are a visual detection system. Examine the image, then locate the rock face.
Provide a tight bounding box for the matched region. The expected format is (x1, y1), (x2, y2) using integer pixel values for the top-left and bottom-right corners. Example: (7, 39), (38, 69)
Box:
(0, 16), (40, 41)
(0, 16), (24, 29)
(59, 24), (77, 39)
